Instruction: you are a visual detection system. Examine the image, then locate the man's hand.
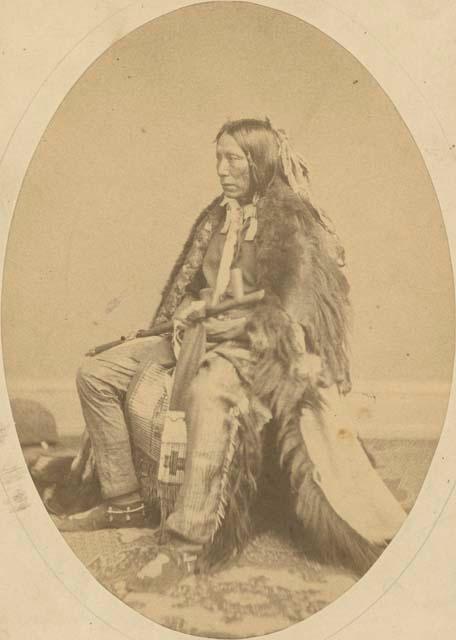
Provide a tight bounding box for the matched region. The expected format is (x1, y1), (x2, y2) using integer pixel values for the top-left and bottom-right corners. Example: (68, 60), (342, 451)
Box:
(171, 300), (207, 359)
(123, 330), (139, 341)
(173, 300), (207, 326)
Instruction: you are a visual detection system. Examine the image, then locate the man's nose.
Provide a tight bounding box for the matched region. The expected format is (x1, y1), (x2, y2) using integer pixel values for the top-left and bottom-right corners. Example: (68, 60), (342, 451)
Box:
(217, 158), (230, 177)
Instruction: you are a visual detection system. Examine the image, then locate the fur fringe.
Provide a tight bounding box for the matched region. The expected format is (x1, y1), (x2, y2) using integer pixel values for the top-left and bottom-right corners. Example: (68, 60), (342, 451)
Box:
(245, 304), (381, 575)
(254, 177), (351, 392)
(246, 301), (323, 422)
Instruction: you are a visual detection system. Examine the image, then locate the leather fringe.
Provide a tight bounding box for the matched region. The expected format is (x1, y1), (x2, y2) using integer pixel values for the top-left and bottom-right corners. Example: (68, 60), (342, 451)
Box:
(195, 409), (263, 572)
(132, 449), (159, 511)
(158, 482), (181, 542)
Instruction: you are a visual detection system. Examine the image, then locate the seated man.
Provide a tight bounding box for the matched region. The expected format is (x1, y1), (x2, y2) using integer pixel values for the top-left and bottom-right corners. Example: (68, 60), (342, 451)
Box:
(57, 118), (406, 584)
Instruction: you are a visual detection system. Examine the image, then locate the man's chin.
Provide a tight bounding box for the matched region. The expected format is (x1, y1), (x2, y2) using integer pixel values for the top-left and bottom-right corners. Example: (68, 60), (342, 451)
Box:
(222, 187), (242, 198)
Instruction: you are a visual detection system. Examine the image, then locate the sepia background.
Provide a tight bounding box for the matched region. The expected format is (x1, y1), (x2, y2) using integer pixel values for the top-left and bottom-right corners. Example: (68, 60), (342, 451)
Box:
(1, 1), (456, 639)
(2, 1), (454, 438)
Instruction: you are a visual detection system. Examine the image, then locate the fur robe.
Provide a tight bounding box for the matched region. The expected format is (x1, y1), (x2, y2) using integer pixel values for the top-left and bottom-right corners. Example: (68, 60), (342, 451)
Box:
(153, 175), (351, 392)
(151, 176), (395, 574)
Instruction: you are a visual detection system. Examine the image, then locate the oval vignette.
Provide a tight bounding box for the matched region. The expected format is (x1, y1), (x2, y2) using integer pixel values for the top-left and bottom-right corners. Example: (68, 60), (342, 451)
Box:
(1, 2), (454, 638)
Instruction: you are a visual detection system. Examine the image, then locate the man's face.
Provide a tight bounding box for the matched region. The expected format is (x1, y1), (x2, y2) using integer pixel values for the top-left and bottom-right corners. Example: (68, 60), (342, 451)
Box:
(216, 133), (251, 201)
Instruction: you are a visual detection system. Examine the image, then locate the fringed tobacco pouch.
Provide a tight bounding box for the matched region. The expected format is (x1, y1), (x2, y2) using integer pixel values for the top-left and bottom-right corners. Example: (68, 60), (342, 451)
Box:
(125, 360), (186, 535)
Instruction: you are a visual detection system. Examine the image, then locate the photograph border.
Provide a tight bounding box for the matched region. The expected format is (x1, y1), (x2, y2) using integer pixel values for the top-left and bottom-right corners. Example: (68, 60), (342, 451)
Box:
(1, 2), (455, 639)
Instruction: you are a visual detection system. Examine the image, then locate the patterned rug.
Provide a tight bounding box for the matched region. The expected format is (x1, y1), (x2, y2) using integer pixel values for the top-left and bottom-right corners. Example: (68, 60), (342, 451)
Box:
(59, 438), (437, 638)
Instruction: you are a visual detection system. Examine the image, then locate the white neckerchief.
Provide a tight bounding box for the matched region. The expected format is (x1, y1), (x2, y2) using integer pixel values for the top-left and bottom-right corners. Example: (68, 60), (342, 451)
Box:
(211, 197), (258, 305)
(219, 196), (258, 241)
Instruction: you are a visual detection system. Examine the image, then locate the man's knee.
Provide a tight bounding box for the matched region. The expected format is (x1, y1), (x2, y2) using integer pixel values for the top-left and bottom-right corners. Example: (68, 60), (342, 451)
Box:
(76, 357), (106, 393)
(188, 365), (214, 404)
(188, 358), (240, 405)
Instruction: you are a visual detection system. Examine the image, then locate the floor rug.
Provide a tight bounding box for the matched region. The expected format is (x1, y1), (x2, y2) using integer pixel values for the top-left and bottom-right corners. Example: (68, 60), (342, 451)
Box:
(60, 438), (437, 638)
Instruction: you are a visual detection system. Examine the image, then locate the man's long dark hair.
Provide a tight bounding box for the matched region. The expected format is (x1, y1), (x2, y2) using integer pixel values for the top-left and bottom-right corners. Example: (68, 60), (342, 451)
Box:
(216, 117), (345, 265)
(215, 118), (280, 196)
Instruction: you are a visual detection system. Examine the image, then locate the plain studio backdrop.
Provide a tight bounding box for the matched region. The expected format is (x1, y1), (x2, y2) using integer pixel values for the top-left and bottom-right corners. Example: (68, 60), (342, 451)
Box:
(1, 2), (454, 439)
